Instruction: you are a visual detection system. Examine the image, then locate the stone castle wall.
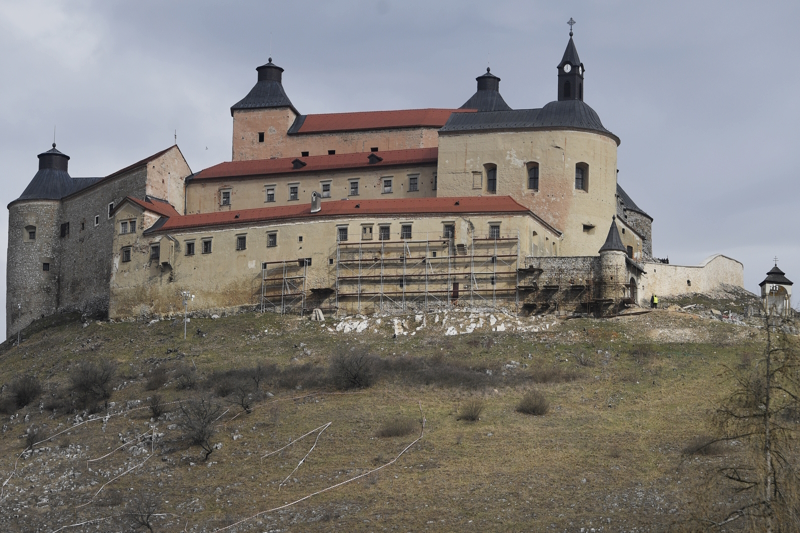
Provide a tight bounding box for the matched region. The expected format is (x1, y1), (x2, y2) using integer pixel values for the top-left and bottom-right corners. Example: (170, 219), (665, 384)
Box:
(641, 254), (744, 301)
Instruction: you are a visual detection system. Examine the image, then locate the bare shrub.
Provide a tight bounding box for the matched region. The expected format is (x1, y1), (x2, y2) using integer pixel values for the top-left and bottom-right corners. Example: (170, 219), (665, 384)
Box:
(375, 417), (416, 438)
(42, 390), (71, 414)
(528, 366), (579, 384)
(126, 489), (160, 532)
(231, 382), (254, 414)
(148, 394), (165, 419)
(0, 397), (17, 415)
(330, 352), (375, 390)
(175, 365), (196, 390)
(69, 359), (117, 410)
(250, 362), (276, 391)
(575, 354), (594, 367)
(457, 398), (485, 422)
(213, 376), (237, 398)
(11, 375), (42, 409)
(179, 397), (222, 460)
(682, 435), (725, 456)
(516, 390), (549, 416)
(145, 367), (168, 391)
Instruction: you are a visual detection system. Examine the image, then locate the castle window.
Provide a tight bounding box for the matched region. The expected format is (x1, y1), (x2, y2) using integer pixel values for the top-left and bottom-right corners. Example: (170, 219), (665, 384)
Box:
(383, 178), (392, 194)
(371, 147), (379, 152)
(202, 239), (212, 254)
(401, 224), (412, 240)
(443, 224), (455, 239)
(298, 235), (303, 242)
(186, 241), (195, 256)
(489, 225), (500, 239)
(221, 190), (231, 206)
(108, 202), (114, 218)
(527, 164), (539, 190)
(266, 187), (275, 202)
(349, 180), (359, 196)
(328, 150), (336, 155)
(486, 165), (497, 193)
(289, 185), (299, 201)
(564, 80), (571, 98)
(329, 258), (334, 265)
(321, 182), (331, 198)
(626, 246), (633, 259)
(120, 221), (128, 234)
(258, 132), (265, 143)
(575, 163), (589, 191)
(236, 235), (247, 251)
(60, 222), (69, 238)
(25, 226), (36, 240)
(121, 248), (131, 263)
(42, 262), (50, 271)
(95, 215), (100, 226)
(150, 244), (160, 261)
(337, 226), (348, 242)
(267, 233), (277, 247)
(362, 225), (373, 241)
(379, 225), (390, 241)
(432, 173), (437, 190)
(301, 151), (309, 157)
(408, 175), (419, 192)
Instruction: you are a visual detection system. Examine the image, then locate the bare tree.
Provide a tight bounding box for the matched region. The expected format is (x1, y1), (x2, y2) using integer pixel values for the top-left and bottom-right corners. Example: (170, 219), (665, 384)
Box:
(178, 397), (222, 460)
(695, 314), (800, 531)
(126, 489), (160, 532)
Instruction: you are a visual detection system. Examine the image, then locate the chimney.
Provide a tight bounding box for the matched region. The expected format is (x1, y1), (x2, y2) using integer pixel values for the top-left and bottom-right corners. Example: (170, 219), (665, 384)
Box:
(310, 191), (321, 213)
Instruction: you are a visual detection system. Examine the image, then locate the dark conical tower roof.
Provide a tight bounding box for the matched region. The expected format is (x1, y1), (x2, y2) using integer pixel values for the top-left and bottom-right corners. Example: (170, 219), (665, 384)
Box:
(599, 217), (626, 254)
(13, 144), (74, 203)
(559, 36), (582, 68)
(459, 68), (512, 112)
(759, 264), (793, 286)
(230, 58), (299, 117)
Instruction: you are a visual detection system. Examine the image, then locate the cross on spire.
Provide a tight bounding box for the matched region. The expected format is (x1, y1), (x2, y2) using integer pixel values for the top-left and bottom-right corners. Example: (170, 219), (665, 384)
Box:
(568, 17), (576, 36)
(774, 256), (779, 266)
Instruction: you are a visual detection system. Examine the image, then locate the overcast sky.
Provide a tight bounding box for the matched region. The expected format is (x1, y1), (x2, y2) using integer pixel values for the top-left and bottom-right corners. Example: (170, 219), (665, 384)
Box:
(2, 0), (798, 326)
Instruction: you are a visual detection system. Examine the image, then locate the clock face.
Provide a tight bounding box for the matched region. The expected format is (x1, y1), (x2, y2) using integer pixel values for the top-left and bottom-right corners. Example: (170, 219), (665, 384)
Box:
(578, 66), (583, 75)
(563, 64), (572, 73)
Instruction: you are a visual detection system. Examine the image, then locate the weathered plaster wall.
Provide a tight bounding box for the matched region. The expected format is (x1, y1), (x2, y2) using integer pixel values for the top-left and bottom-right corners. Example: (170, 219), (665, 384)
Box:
(185, 164), (437, 214)
(232, 108), (440, 161)
(109, 211), (552, 318)
(641, 254), (744, 302)
(144, 147), (192, 213)
(437, 129), (618, 257)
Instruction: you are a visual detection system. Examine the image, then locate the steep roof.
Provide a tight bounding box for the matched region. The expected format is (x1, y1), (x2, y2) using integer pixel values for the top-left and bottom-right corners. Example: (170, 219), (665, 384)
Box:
(120, 195), (182, 218)
(287, 109), (472, 135)
(598, 217), (626, 254)
(759, 265), (793, 286)
(459, 68), (512, 112)
(440, 102), (619, 145)
(190, 147), (438, 181)
(559, 36), (582, 67)
(230, 59), (299, 116)
(145, 196), (550, 234)
(616, 184), (651, 219)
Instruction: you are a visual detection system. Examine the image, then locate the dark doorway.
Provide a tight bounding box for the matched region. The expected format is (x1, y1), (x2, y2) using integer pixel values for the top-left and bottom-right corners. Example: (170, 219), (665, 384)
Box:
(630, 278), (637, 305)
(452, 282), (459, 304)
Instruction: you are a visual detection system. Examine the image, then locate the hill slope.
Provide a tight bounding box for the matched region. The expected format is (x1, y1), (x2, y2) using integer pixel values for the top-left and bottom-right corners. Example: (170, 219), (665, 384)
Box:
(0, 302), (778, 532)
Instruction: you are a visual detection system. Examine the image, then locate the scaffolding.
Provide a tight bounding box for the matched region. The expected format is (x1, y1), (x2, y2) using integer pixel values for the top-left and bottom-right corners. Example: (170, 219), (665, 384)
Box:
(334, 231), (521, 314)
(260, 259), (308, 316)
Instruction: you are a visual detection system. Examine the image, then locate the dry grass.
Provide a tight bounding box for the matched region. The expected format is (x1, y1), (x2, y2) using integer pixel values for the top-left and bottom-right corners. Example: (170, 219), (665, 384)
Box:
(516, 389), (549, 415)
(456, 398), (485, 421)
(375, 417), (417, 438)
(0, 308), (774, 531)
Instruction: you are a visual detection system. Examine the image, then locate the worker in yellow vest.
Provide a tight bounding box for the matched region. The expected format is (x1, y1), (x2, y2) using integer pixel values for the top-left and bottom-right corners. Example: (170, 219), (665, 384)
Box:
(651, 295), (658, 309)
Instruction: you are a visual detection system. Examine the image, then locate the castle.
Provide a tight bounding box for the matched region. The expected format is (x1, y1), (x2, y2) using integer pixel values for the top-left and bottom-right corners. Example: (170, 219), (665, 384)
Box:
(6, 31), (744, 338)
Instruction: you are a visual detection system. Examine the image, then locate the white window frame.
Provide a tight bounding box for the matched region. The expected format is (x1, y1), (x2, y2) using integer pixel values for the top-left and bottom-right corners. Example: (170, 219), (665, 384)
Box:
(348, 180), (359, 196)
(383, 178), (393, 194)
(320, 181), (332, 198)
(265, 185), (276, 203)
(288, 183), (300, 201)
(408, 174), (419, 192)
(220, 189), (232, 206)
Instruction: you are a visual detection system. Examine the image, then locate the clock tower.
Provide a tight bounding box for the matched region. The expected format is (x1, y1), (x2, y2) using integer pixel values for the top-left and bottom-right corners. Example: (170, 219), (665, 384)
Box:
(558, 20), (585, 102)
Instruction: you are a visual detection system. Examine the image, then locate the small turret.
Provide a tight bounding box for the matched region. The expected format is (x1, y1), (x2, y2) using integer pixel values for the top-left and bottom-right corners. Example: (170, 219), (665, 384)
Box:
(230, 58), (299, 116)
(598, 217), (626, 254)
(557, 29), (585, 102)
(459, 68), (512, 112)
(11, 144), (74, 205)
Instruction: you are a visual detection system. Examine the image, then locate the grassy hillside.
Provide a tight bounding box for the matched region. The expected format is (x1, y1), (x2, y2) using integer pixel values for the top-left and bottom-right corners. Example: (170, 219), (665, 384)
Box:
(0, 303), (775, 532)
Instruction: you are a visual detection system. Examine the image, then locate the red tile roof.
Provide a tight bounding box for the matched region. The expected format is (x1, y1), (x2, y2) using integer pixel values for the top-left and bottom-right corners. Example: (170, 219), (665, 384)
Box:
(146, 196), (534, 234)
(291, 108), (475, 135)
(192, 147), (438, 181)
(120, 196), (182, 218)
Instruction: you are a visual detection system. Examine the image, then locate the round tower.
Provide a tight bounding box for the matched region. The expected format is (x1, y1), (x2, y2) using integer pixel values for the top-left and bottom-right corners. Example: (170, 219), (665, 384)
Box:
(6, 144), (70, 339)
(597, 217), (628, 307)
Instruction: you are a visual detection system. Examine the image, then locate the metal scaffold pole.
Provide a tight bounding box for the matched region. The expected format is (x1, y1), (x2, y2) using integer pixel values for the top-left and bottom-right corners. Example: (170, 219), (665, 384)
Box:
(380, 240), (384, 312)
(280, 261), (286, 315)
(470, 231), (475, 305)
(301, 259), (307, 318)
(493, 232), (498, 306)
(357, 242), (362, 313)
(335, 242), (340, 316)
(425, 233), (429, 311)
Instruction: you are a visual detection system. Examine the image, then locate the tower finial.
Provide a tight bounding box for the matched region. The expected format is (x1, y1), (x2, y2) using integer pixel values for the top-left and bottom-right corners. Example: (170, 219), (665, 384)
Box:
(568, 17), (576, 37)
(774, 256), (779, 266)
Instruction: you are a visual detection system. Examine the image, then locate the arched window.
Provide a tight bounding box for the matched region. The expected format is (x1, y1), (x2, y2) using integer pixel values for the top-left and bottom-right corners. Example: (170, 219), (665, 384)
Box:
(564, 81), (571, 98)
(527, 163), (539, 191)
(575, 163), (589, 191)
(485, 164), (497, 193)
